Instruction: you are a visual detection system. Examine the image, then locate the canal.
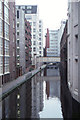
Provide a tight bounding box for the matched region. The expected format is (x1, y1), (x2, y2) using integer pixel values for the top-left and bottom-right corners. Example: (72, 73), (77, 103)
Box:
(2, 65), (63, 119)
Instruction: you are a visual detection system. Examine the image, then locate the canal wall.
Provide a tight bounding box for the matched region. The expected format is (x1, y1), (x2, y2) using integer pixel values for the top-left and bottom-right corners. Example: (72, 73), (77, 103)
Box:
(60, 64), (80, 119)
(0, 65), (46, 102)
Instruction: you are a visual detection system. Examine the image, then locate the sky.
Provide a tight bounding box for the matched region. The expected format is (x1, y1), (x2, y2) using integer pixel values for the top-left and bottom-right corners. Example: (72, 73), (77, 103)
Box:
(16, 0), (68, 30)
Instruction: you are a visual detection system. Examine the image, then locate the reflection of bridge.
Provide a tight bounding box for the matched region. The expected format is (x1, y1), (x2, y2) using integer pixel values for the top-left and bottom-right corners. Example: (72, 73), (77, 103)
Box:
(38, 76), (60, 81)
(36, 57), (60, 63)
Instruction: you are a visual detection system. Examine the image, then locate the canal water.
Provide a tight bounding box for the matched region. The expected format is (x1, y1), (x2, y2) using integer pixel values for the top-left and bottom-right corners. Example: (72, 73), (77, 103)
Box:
(2, 65), (63, 119)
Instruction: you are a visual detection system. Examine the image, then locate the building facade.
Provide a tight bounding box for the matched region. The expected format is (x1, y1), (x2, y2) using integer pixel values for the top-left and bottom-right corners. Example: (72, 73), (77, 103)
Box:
(0, 0), (15, 84)
(9, 2), (16, 81)
(0, 0), (16, 85)
(16, 8), (32, 76)
(60, 21), (69, 118)
(0, 0), (10, 84)
(46, 29), (59, 57)
(60, 1), (80, 118)
(16, 5), (44, 64)
(16, 8), (25, 76)
(25, 19), (32, 72)
(16, 5), (39, 63)
(67, 1), (80, 103)
(39, 20), (43, 57)
(58, 20), (66, 56)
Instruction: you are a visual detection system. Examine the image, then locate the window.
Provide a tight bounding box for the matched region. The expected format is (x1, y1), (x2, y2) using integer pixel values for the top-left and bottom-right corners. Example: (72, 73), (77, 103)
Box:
(33, 35), (36, 39)
(17, 23), (19, 27)
(33, 47), (36, 52)
(39, 47), (41, 49)
(4, 57), (9, 73)
(39, 51), (41, 54)
(4, 0), (9, 7)
(27, 6), (32, 9)
(13, 20), (15, 28)
(0, 1), (2, 18)
(0, 57), (3, 74)
(17, 10), (19, 18)
(13, 6), (15, 13)
(5, 40), (9, 49)
(27, 10), (31, 14)
(39, 33), (41, 36)
(0, 38), (3, 47)
(13, 34), (15, 42)
(39, 42), (41, 45)
(4, 23), (9, 39)
(17, 49), (19, 55)
(75, 35), (78, 57)
(0, 19), (3, 37)
(33, 22), (36, 26)
(17, 32), (19, 36)
(33, 28), (36, 33)
(39, 25), (41, 27)
(33, 41), (36, 45)
(25, 15), (32, 20)
(4, 6), (9, 22)
(39, 21), (41, 23)
(5, 48), (9, 56)
(5, 64), (9, 73)
(39, 38), (41, 40)
(39, 29), (41, 32)
(18, 6), (21, 9)
(0, 66), (3, 74)
(13, 50), (14, 56)
(0, 47), (3, 55)
(17, 40), (19, 47)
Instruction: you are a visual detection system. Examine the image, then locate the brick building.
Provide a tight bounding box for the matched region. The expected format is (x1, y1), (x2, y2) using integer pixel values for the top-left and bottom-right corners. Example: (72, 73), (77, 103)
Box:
(9, 2), (16, 81)
(25, 19), (32, 72)
(45, 28), (49, 56)
(0, 1), (16, 85)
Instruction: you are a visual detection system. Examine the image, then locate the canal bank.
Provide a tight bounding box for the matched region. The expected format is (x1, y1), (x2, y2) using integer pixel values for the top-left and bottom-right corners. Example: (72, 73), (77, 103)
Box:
(0, 65), (46, 101)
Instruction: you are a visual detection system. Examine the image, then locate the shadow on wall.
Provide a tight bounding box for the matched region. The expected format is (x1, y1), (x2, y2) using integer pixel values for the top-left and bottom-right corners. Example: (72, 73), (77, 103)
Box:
(60, 63), (80, 119)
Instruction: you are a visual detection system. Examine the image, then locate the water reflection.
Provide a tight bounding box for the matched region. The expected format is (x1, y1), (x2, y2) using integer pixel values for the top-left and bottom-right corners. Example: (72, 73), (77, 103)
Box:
(39, 65), (63, 118)
(2, 71), (43, 119)
(2, 65), (63, 119)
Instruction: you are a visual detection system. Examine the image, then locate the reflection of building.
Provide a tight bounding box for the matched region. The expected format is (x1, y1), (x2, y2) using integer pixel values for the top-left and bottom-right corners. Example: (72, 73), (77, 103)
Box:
(2, 90), (17, 118)
(46, 81), (50, 99)
(31, 72), (43, 118)
(2, 79), (32, 118)
(46, 66), (60, 99)
(2, 71), (44, 118)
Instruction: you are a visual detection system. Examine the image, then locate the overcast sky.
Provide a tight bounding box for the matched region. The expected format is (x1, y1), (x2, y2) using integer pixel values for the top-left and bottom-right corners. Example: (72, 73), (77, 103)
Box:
(16, 0), (68, 30)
